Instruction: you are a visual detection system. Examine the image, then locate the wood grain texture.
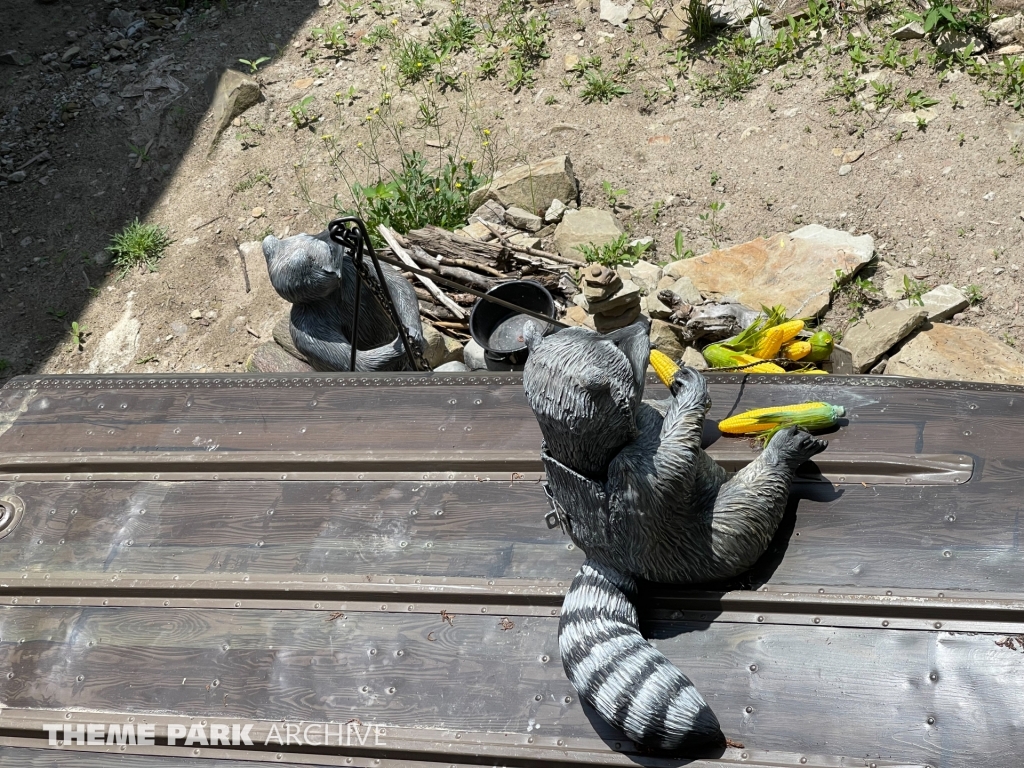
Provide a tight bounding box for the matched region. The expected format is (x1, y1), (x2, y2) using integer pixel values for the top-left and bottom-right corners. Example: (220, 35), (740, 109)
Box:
(0, 605), (1021, 767)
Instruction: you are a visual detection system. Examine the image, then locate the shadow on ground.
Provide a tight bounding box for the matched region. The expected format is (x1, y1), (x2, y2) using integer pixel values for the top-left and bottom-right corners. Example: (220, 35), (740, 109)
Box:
(0, 0), (319, 382)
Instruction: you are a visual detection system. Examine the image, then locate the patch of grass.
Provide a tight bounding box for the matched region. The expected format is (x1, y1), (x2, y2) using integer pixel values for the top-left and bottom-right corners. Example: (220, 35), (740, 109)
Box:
(106, 219), (172, 277)
(964, 283), (984, 305)
(601, 180), (628, 210)
(311, 21), (351, 57)
(429, 4), (479, 54)
(341, 151), (485, 247)
(580, 67), (629, 104)
(289, 95), (319, 128)
(698, 200), (725, 249)
(395, 39), (436, 83)
(69, 321), (88, 351)
(238, 56), (269, 74)
(233, 167), (271, 193)
(684, 0), (714, 43)
(673, 231), (695, 260)
(578, 233), (650, 268)
(903, 275), (930, 306)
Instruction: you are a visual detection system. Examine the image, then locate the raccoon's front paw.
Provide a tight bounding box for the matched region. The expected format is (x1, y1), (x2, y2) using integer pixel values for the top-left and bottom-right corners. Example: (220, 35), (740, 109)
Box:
(765, 425), (828, 465)
(672, 365), (711, 412)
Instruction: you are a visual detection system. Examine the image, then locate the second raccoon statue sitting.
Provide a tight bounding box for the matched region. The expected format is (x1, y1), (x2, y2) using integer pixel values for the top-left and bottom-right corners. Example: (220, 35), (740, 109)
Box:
(522, 319), (827, 750)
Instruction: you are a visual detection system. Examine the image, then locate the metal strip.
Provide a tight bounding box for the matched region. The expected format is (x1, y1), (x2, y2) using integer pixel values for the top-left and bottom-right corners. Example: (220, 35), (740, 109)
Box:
(0, 451), (974, 486)
(0, 711), (927, 767)
(4, 370), (1024, 393)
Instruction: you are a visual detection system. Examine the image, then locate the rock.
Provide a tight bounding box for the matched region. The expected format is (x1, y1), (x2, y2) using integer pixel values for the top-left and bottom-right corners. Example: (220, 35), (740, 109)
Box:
(656, 275), (703, 304)
(7, 170), (26, 183)
(664, 225), (873, 318)
(564, 53), (579, 72)
(0, 50), (32, 66)
(897, 108), (937, 125)
(887, 323), (1024, 384)
(585, 280), (640, 315)
(471, 199), (506, 224)
(272, 313), (309, 363)
(85, 298), (141, 374)
(659, 2), (690, 41)
(463, 338), (487, 370)
(838, 164), (852, 176)
(434, 361), (470, 372)
(627, 260), (663, 295)
(842, 149), (864, 164)
(842, 306), (927, 372)
(562, 304), (596, 329)
(892, 21), (925, 40)
(582, 263), (620, 288)
(600, 0), (633, 28)
(995, 43), (1024, 55)
(649, 319), (685, 360)
(868, 357), (888, 375)
(881, 267), (913, 300)
(509, 233), (541, 250)
(61, 46), (80, 63)
(205, 69), (263, 151)
(643, 293), (670, 319)
(894, 284), (969, 321)
(544, 198), (567, 224)
(92, 92), (111, 109)
(459, 220), (493, 241)
(708, 0), (764, 27)
(553, 207), (625, 261)
(988, 14), (1023, 47)
(423, 324), (465, 368)
(292, 77), (314, 90)
(108, 8), (136, 28)
(681, 345), (707, 370)
(749, 16), (774, 42)
(830, 343), (854, 374)
(189, 309), (203, 320)
(594, 302), (642, 332)
(934, 29), (985, 56)
(504, 206), (543, 232)
(468, 155), (578, 216)
(246, 342), (315, 373)
(250, 206), (265, 219)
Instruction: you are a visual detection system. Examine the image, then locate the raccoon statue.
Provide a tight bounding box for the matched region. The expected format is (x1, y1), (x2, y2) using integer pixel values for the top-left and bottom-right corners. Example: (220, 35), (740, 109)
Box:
(522, 318), (827, 750)
(262, 231), (426, 371)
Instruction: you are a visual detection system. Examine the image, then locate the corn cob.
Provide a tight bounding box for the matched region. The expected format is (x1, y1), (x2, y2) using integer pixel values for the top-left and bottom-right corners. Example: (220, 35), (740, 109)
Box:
(751, 319), (805, 359)
(649, 349), (680, 389)
(805, 330), (835, 362)
(780, 340), (811, 361)
(702, 344), (786, 374)
(718, 402), (845, 436)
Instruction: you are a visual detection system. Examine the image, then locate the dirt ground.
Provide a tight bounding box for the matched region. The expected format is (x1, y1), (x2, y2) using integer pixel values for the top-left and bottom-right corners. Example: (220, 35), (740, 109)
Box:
(1, 0), (1023, 382)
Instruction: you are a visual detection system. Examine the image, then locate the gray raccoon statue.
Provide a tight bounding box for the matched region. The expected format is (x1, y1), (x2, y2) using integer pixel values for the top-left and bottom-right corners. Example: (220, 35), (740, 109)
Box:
(262, 232), (425, 372)
(522, 318), (827, 751)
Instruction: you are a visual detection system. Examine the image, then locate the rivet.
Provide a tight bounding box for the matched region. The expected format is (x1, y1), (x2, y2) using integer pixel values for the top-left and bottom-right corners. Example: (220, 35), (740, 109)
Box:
(882, 620), (889, 627)
(564, 696), (572, 703)
(749, 664), (757, 672)
(938, 592), (944, 598)
(535, 694), (542, 701)
(387, 687), (396, 694)
(528, 737), (534, 744)
(934, 622), (942, 629)
(800, 760), (807, 765)
(540, 655), (549, 663)
(481, 607), (487, 613)
(757, 615), (764, 622)
(813, 617), (821, 624)
(930, 673), (938, 681)
(557, 739), (564, 746)
(745, 706), (753, 713)
(886, 591), (892, 596)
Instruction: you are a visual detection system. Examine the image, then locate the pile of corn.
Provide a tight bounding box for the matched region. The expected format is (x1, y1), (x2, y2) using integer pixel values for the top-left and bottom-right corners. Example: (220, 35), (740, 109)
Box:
(702, 305), (833, 375)
(649, 349), (845, 442)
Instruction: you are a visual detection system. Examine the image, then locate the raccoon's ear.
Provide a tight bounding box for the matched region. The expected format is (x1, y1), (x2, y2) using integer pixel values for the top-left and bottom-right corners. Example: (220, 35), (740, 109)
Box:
(605, 318), (651, 398)
(261, 235), (280, 265)
(523, 320), (546, 351)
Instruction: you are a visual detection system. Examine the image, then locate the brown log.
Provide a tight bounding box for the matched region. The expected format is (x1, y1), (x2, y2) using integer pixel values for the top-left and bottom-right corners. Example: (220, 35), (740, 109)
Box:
(406, 245), (496, 293)
(406, 226), (509, 268)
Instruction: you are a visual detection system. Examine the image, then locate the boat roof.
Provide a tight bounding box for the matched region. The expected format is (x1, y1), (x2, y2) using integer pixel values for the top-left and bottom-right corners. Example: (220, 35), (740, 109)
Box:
(0, 371), (1021, 767)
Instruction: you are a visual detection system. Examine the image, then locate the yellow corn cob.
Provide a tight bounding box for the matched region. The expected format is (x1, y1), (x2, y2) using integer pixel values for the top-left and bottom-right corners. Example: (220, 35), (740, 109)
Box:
(703, 344), (786, 374)
(649, 349), (680, 388)
(781, 340), (812, 361)
(718, 402), (845, 435)
(750, 319), (805, 359)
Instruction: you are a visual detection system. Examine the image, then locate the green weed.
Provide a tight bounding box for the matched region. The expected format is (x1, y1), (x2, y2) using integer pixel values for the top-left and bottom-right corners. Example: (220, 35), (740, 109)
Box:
(578, 233), (649, 268)
(106, 219), (172, 277)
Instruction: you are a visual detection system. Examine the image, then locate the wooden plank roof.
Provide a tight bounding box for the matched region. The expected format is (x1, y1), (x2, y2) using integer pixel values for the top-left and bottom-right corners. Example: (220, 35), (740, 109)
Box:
(1, 371), (1022, 767)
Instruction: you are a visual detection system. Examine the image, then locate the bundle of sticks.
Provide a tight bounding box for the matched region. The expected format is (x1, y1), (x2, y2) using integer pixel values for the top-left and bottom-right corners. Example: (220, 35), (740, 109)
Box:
(376, 223), (582, 338)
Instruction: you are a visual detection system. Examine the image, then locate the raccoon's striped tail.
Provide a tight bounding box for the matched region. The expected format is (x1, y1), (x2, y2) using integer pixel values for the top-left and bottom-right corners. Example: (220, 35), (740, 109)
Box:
(558, 559), (723, 751)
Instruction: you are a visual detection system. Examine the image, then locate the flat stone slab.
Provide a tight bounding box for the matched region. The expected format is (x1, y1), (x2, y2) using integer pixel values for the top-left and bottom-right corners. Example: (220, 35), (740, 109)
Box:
(895, 284), (969, 321)
(843, 306), (927, 372)
(469, 155), (578, 216)
(623, 260), (663, 295)
(663, 225), (873, 318)
(585, 280), (640, 315)
(553, 207), (625, 261)
(649, 319), (684, 360)
(887, 323), (1024, 385)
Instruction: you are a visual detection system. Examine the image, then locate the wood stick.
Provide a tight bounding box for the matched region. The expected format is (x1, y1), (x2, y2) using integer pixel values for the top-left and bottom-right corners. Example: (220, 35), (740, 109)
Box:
(407, 245), (496, 293)
(434, 320), (469, 330)
(476, 219), (586, 267)
(379, 225), (466, 320)
(233, 237), (252, 294)
(437, 255), (506, 278)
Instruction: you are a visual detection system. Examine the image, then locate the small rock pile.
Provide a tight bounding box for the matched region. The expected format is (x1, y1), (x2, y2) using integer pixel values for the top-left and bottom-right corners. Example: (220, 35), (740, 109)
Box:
(576, 265), (642, 332)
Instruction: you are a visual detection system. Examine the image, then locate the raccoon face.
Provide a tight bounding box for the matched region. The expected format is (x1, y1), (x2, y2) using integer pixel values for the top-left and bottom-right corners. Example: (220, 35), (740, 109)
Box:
(263, 234), (343, 304)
